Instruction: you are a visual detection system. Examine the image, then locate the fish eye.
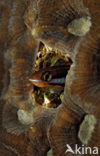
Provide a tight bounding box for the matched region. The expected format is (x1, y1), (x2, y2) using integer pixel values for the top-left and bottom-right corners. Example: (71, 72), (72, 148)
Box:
(42, 71), (52, 81)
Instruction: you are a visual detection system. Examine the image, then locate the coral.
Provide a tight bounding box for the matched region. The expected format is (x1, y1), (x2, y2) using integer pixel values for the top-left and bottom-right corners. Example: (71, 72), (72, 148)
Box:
(0, 0), (100, 156)
(78, 114), (97, 145)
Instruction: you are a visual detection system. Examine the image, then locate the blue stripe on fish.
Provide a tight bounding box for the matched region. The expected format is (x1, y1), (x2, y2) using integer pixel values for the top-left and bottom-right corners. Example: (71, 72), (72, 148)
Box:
(50, 77), (66, 84)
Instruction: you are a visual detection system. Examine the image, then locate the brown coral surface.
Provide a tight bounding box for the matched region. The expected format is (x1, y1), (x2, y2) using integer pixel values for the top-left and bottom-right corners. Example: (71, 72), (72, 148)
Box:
(0, 0), (100, 156)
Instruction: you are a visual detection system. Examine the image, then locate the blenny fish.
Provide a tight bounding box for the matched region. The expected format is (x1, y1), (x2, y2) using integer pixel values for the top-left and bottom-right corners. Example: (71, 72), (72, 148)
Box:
(29, 65), (70, 89)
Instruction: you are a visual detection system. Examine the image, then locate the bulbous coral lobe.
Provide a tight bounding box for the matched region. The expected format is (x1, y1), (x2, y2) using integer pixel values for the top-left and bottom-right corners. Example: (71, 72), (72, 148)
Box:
(0, 0), (100, 155)
(31, 0), (91, 56)
(0, 0), (46, 155)
(46, 0), (100, 155)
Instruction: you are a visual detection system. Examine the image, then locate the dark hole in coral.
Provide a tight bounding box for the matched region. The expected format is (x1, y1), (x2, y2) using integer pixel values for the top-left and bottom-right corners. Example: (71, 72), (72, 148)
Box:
(32, 42), (72, 108)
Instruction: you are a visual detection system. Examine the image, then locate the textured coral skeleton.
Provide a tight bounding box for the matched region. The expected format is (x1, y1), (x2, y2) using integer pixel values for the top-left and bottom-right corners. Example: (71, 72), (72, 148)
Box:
(0, 0), (100, 155)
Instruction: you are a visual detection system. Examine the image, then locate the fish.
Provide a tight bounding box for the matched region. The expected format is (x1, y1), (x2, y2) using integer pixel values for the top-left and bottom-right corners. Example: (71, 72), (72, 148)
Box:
(29, 65), (70, 89)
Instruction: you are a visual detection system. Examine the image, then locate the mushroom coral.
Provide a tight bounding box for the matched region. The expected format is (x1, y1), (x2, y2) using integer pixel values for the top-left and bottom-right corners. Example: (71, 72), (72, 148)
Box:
(0, 0), (100, 155)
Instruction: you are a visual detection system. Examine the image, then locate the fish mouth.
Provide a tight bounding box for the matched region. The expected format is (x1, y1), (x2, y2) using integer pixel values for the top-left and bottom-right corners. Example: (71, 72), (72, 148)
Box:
(29, 79), (40, 82)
